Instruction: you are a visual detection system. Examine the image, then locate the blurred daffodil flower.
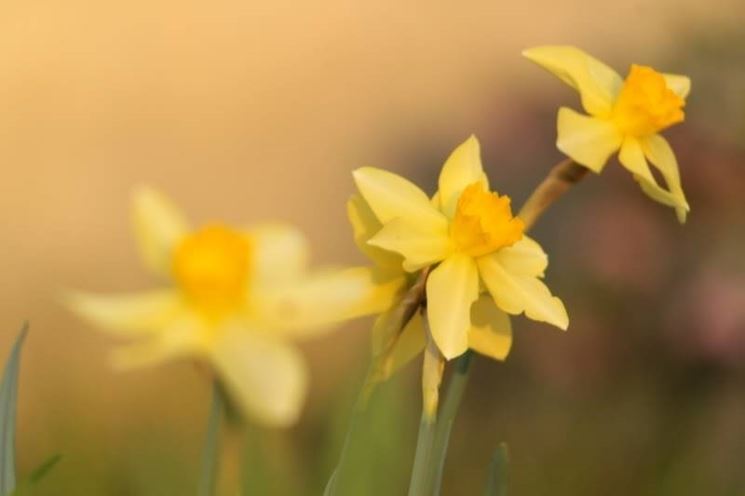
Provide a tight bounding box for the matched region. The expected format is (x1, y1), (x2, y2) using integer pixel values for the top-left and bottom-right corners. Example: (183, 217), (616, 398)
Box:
(351, 136), (568, 365)
(523, 45), (691, 222)
(68, 186), (400, 427)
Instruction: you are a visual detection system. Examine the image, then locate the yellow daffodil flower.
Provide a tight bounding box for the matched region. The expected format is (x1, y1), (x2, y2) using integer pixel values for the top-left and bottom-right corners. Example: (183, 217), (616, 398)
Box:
(351, 136), (568, 363)
(523, 45), (691, 222)
(67, 186), (400, 427)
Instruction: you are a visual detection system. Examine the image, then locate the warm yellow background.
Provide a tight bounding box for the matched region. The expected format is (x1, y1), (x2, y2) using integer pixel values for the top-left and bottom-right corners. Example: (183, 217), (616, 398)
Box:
(1, 1), (744, 494)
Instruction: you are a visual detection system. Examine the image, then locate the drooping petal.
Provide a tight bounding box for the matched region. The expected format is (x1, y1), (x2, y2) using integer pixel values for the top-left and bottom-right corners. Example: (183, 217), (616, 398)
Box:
(618, 137), (684, 215)
(438, 135), (488, 218)
(493, 236), (548, 278)
(368, 217), (453, 272)
(210, 327), (308, 427)
(259, 266), (405, 338)
(352, 167), (446, 228)
(248, 223), (310, 287)
(557, 107), (623, 172)
(371, 309), (426, 381)
(640, 134), (690, 223)
(478, 254), (568, 330)
(346, 194), (403, 269)
(131, 186), (190, 277)
(66, 290), (183, 335)
(523, 45), (623, 117)
(662, 73), (691, 99)
(468, 295), (512, 361)
(426, 254), (479, 360)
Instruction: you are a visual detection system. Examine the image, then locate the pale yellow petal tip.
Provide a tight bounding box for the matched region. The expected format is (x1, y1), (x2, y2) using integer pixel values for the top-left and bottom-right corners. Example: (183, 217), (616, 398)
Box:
(522, 45), (575, 62)
(554, 299), (570, 331)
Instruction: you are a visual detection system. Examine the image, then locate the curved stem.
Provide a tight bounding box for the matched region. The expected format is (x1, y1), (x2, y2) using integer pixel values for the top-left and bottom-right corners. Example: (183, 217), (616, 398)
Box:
(518, 158), (588, 231)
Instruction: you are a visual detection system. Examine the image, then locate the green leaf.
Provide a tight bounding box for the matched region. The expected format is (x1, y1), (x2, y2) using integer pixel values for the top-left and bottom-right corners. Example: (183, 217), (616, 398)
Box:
(0, 324), (28, 496)
(27, 454), (62, 485)
(484, 443), (509, 496)
(10, 454), (63, 496)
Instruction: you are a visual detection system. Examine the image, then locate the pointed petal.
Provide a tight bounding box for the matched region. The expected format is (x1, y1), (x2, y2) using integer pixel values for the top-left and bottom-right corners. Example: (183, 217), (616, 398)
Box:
(421, 333), (445, 420)
(131, 186), (189, 277)
(352, 167), (445, 228)
(248, 223), (309, 287)
(557, 107), (622, 172)
(346, 194), (403, 269)
(368, 217), (452, 272)
(261, 266), (404, 337)
(111, 312), (205, 369)
(210, 328), (307, 427)
(493, 236), (548, 277)
(478, 254), (568, 330)
(426, 254), (479, 360)
(663, 73), (691, 99)
(619, 137), (686, 218)
(640, 134), (690, 223)
(468, 296), (512, 361)
(65, 290), (183, 335)
(438, 136), (488, 218)
(523, 45), (623, 117)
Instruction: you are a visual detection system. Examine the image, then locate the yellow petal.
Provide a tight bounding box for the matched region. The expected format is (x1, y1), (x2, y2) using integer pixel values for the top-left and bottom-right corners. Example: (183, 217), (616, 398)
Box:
(368, 217), (452, 272)
(493, 236), (548, 278)
(438, 135), (487, 218)
(478, 254), (568, 330)
(640, 134), (690, 223)
(352, 167), (445, 228)
(248, 223), (309, 287)
(426, 254), (479, 360)
(663, 73), (691, 99)
(261, 266), (405, 337)
(210, 327), (307, 427)
(468, 295), (512, 361)
(111, 313), (205, 369)
(346, 194), (403, 269)
(372, 309), (426, 380)
(131, 186), (190, 277)
(65, 290), (183, 335)
(618, 137), (686, 216)
(523, 45), (623, 117)
(421, 333), (444, 421)
(557, 107), (622, 172)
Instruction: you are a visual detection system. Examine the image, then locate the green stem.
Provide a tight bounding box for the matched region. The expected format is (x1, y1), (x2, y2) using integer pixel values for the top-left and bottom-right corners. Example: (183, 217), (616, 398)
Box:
(198, 381), (224, 496)
(407, 415), (437, 496)
(427, 351), (473, 495)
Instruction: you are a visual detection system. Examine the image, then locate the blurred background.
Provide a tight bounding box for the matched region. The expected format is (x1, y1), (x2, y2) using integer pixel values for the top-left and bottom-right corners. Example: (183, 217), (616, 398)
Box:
(1, 0), (745, 494)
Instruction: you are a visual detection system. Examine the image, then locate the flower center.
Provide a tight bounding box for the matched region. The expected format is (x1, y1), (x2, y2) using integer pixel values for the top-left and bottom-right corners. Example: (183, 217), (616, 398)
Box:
(612, 64), (685, 137)
(450, 182), (524, 258)
(173, 224), (252, 316)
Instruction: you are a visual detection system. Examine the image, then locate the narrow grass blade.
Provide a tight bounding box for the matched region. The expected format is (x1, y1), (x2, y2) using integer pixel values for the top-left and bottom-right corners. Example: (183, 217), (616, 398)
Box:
(484, 443), (509, 496)
(11, 454), (62, 496)
(0, 324), (28, 496)
(198, 381), (224, 496)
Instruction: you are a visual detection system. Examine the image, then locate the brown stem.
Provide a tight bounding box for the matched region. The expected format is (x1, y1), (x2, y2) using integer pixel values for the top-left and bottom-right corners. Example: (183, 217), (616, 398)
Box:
(360, 266), (430, 405)
(518, 158), (588, 231)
